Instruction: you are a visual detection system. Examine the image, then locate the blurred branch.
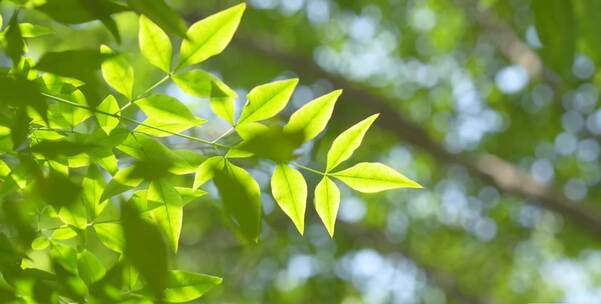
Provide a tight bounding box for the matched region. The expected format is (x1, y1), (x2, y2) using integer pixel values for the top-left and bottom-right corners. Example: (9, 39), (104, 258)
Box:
(453, 0), (546, 81)
(338, 222), (491, 304)
(228, 34), (601, 239)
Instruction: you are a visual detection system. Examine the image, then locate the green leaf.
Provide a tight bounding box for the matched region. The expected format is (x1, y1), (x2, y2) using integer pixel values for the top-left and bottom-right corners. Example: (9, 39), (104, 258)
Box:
(139, 15), (172, 73)
(96, 95), (120, 135)
(94, 222), (124, 253)
(101, 166), (144, 201)
(127, 0), (187, 38)
(283, 90), (341, 141)
(35, 0), (125, 41)
(77, 249), (106, 285)
(35, 49), (109, 82)
(100, 45), (134, 99)
(18, 23), (53, 38)
(331, 162), (422, 193)
(192, 156), (224, 190)
(533, 0), (575, 76)
(5, 14), (23, 67)
(574, 0), (601, 64)
(213, 161), (261, 243)
(175, 187), (207, 205)
(177, 3), (246, 69)
(326, 114), (379, 172)
(49, 242), (78, 274)
(172, 69), (237, 124)
(135, 94), (206, 137)
(81, 165), (107, 220)
(314, 176), (340, 237)
(237, 78), (298, 125)
(270, 164), (307, 235)
(58, 202), (87, 230)
(0, 74), (47, 122)
(164, 270), (222, 303)
(235, 126), (304, 162)
(122, 202), (168, 298)
(147, 179), (184, 252)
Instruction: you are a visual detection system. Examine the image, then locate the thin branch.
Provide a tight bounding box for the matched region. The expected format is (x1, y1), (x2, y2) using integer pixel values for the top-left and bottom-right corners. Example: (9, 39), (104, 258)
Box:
(41, 92), (231, 149)
(292, 162), (325, 175)
(120, 74), (171, 112)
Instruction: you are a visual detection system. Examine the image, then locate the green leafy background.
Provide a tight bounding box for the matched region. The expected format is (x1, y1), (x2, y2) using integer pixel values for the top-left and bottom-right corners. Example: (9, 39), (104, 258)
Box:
(1, 0), (600, 303)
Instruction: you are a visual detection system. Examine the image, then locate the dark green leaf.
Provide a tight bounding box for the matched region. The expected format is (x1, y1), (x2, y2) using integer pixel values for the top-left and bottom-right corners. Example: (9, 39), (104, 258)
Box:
(213, 160), (262, 243)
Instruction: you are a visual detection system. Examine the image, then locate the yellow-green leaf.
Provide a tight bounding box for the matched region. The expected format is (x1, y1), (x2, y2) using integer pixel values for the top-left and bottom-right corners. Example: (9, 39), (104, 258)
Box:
(135, 94), (206, 137)
(326, 114), (379, 172)
(77, 249), (106, 285)
(177, 3), (245, 69)
(139, 15), (172, 73)
(96, 95), (120, 135)
(192, 156), (224, 190)
(283, 90), (341, 141)
(147, 179), (184, 252)
(270, 164), (307, 235)
(173, 69), (237, 124)
(331, 162), (422, 193)
(94, 222), (124, 253)
(164, 270), (222, 303)
(100, 45), (134, 99)
(314, 176), (340, 237)
(237, 78), (298, 125)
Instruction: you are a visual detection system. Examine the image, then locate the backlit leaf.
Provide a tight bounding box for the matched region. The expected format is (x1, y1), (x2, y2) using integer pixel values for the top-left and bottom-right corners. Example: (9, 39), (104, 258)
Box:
(283, 90), (341, 141)
(94, 223), (124, 253)
(271, 164), (307, 235)
(147, 179), (184, 252)
(164, 270), (222, 303)
(139, 15), (172, 73)
(135, 94), (206, 137)
(172, 69), (237, 124)
(237, 78), (298, 125)
(325, 114), (379, 172)
(96, 95), (120, 135)
(192, 156), (224, 190)
(331, 162), (422, 193)
(314, 176), (340, 237)
(77, 249), (106, 285)
(177, 3), (246, 69)
(100, 45), (134, 99)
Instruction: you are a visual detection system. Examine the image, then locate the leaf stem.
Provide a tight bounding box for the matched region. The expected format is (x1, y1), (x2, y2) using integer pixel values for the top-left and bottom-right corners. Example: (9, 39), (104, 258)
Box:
(292, 162), (325, 175)
(120, 74), (171, 112)
(211, 127), (234, 144)
(42, 92), (231, 149)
